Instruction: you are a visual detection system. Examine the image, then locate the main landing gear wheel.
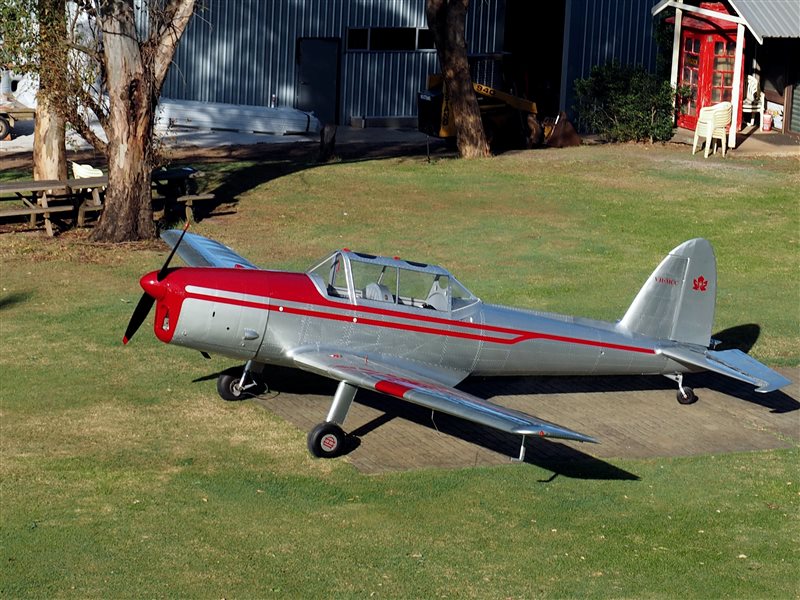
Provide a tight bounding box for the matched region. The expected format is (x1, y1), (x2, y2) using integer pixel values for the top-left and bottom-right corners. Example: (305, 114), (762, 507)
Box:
(216, 371), (266, 401)
(677, 387), (698, 405)
(307, 422), (345, 458)
(217, 372), (245, 401)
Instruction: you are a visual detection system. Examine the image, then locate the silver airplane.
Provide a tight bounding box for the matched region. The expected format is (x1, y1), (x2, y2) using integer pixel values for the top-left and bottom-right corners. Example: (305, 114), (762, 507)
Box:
(123, 227), (791, 460)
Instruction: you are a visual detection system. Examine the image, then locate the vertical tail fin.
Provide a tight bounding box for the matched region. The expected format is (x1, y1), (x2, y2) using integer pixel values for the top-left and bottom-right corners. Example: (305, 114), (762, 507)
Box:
(618, 239), (716, 347)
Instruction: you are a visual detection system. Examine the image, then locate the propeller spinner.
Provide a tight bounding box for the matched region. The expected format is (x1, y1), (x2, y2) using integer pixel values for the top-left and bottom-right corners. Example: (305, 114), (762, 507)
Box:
(123, 222), (190, 344)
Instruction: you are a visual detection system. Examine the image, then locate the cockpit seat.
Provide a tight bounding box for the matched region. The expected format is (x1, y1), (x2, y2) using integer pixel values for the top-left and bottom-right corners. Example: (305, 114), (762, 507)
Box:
(365, 282), (393, 302)
(425, 281), (449, 311)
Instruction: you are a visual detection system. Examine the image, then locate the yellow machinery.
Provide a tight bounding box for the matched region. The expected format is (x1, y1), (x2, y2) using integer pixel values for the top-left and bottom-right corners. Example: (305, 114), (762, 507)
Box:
(418, 73), (537, 146)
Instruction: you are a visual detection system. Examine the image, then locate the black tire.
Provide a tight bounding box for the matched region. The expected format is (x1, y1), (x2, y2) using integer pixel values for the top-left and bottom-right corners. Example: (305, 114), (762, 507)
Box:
(677, 387), (698, 405)
(0, 117), (10, 139)
(217, 372), (245, 401)
(307, 422), (345, 458)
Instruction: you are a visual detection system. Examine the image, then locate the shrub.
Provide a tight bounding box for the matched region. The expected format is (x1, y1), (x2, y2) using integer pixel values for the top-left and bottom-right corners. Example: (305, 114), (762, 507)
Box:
(574, 62), (676, 143)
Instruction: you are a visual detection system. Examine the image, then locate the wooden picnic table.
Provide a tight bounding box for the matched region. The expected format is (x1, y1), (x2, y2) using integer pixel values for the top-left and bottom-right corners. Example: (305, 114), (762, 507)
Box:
(0, 169), (215, 235)
(0, 179), (76, 236)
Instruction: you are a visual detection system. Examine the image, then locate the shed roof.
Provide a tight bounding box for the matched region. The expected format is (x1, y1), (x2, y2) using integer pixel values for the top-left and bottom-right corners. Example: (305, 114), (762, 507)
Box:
(728, 0), (800, 39)
(652, 0), (800, 43)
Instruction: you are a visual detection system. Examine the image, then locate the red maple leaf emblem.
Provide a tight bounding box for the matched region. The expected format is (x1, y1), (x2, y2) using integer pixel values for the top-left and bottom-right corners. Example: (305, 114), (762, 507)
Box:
(693, 276), (708, 292)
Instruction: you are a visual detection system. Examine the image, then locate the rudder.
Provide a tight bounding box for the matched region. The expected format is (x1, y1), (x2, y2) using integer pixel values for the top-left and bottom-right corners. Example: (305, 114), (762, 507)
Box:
(618, 239), (716, 346)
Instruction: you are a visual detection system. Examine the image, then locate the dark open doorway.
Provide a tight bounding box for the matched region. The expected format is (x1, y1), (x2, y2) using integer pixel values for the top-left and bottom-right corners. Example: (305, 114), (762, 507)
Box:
(296, 38), (341, 126)
(503, 0), (566, 118)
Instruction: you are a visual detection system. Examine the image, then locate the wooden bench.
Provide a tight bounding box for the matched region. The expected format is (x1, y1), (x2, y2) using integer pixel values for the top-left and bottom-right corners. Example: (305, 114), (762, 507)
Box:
(0, 169), (213, 234)
(66, 176), (107, 227)
(0, 205), (74, 218)
(0, 179), (76, 236)
(174, 193), (215, 221)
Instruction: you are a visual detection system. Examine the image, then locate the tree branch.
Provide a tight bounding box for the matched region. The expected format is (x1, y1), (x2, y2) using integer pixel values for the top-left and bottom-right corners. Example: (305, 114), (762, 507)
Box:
(151, 0), (196, 90)
(63, 101), (108, 154)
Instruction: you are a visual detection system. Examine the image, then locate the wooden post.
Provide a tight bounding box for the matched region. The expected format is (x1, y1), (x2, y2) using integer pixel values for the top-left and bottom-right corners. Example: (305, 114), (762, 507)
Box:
(729, 22), (745, 149)
(670, 0), (683, 113)
(318, 124), (337, 162)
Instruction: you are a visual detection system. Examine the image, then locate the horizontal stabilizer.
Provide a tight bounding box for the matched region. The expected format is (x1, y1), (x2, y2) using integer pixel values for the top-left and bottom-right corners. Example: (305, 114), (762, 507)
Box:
(661, 346), (791, 393)
(161, 230), (260, 270)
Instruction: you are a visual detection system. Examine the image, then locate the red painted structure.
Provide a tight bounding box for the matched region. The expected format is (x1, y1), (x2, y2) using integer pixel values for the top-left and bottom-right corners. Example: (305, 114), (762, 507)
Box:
(672, 2), (744, 130)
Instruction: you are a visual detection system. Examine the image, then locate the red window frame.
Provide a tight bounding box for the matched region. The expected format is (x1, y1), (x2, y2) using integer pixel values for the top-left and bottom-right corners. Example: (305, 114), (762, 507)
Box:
(677, 30), (744, 130)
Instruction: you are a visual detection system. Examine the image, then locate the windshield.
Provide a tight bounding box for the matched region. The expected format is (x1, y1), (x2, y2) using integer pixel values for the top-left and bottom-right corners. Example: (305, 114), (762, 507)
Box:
(308, 253), (349, 298)
(308, 251), (478, 311)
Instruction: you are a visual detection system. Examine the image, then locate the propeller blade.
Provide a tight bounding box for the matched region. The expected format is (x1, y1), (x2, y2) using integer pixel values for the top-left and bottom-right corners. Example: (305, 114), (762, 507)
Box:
(123, 222), (190, 345)
(123, 292), (155, 345)
(158, 221), (191, 281)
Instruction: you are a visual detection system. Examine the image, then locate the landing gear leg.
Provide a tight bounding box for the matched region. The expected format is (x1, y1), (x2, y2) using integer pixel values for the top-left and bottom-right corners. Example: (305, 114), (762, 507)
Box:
(664, 373), (697, 405)
(512, 435), (527, 463)
(307, 381), (357, 458)
(217, 360), (267, 401)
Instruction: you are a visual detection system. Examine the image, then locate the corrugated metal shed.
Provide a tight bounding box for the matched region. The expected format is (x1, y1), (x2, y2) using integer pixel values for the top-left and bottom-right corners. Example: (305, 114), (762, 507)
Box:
(728, 0), (800, 39)
(560, 0), (659, 114)
(162, 0), (503, 124)
(568, 0), (658, 77)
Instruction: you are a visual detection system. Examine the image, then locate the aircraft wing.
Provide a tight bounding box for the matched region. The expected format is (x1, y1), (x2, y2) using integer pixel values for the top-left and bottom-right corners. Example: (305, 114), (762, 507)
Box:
(660, 346), (792, 393)
(161, 230), (260, 269)
(291, 350), (598, 443)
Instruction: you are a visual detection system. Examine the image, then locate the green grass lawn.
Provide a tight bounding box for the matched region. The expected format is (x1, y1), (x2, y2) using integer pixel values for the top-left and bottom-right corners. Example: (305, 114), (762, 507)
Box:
(1, 143), (798, 598)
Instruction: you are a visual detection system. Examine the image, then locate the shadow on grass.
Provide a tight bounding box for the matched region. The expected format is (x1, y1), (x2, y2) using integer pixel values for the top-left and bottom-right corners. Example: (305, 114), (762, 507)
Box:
(0, 291), (33, 310)
(713, 323), (761, 354)
(174, 137), (452, 221)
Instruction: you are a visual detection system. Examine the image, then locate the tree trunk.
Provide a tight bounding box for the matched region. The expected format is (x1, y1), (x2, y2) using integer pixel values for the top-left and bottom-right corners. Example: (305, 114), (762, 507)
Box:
(33, 91), (67, 181)
(33, 0), (66, 181)
(426, 0), (489, 158)
(90, 0), (195, 242)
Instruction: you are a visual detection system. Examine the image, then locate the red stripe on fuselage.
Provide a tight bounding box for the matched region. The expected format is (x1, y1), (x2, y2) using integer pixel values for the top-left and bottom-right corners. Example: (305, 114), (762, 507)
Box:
(170, 268), (654, 355)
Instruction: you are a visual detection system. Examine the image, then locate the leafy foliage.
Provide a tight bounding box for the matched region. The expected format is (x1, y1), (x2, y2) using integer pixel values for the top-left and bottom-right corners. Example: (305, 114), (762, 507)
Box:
(0, 0), (38, 73)
(574, 62), (677, 143)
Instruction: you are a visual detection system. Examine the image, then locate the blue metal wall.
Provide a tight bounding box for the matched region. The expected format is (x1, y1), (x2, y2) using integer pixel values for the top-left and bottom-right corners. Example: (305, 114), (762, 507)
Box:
(560, 0), (659, 114)
(163, 0), (504, 123)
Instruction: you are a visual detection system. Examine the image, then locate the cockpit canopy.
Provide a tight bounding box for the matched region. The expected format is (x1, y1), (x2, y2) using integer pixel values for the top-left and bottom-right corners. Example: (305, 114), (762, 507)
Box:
(307, 250), (478, 312)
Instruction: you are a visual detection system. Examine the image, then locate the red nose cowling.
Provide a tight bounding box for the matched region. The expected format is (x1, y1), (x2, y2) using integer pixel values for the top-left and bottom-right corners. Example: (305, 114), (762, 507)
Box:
(140, 270), (167, 300)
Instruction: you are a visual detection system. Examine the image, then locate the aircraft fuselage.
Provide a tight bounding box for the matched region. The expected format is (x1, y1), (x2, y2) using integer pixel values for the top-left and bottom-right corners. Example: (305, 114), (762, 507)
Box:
(144, 267), (686, 384)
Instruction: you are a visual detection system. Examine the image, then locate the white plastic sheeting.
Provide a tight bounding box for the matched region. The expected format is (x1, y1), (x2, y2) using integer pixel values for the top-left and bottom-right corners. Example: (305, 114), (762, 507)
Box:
(156, 99), (321, 135)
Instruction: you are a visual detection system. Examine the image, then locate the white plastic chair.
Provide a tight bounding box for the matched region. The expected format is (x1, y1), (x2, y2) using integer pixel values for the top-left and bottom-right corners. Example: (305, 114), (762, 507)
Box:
(741, 75), (764, 127)
(71, 162), (103, 178)
(70, 162), (105, 211)
(692, 102), (733, 158)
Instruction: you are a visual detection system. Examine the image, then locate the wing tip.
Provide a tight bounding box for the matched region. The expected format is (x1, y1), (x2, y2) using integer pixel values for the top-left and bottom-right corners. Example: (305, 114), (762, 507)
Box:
(515, 426), (599, 444)
(755, 376), (793, 393)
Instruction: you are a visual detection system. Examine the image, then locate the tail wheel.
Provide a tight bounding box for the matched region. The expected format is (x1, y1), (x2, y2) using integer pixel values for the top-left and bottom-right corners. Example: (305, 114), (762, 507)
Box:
(307, 422), (345, 458)
(677, 387), (698, 405)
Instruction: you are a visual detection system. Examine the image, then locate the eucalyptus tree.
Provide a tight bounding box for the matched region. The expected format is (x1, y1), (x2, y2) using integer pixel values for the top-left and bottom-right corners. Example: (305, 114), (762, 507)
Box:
(425, 0), (489, 158)
(1, 0), (67, 181)
(1, 0), (197, 242)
